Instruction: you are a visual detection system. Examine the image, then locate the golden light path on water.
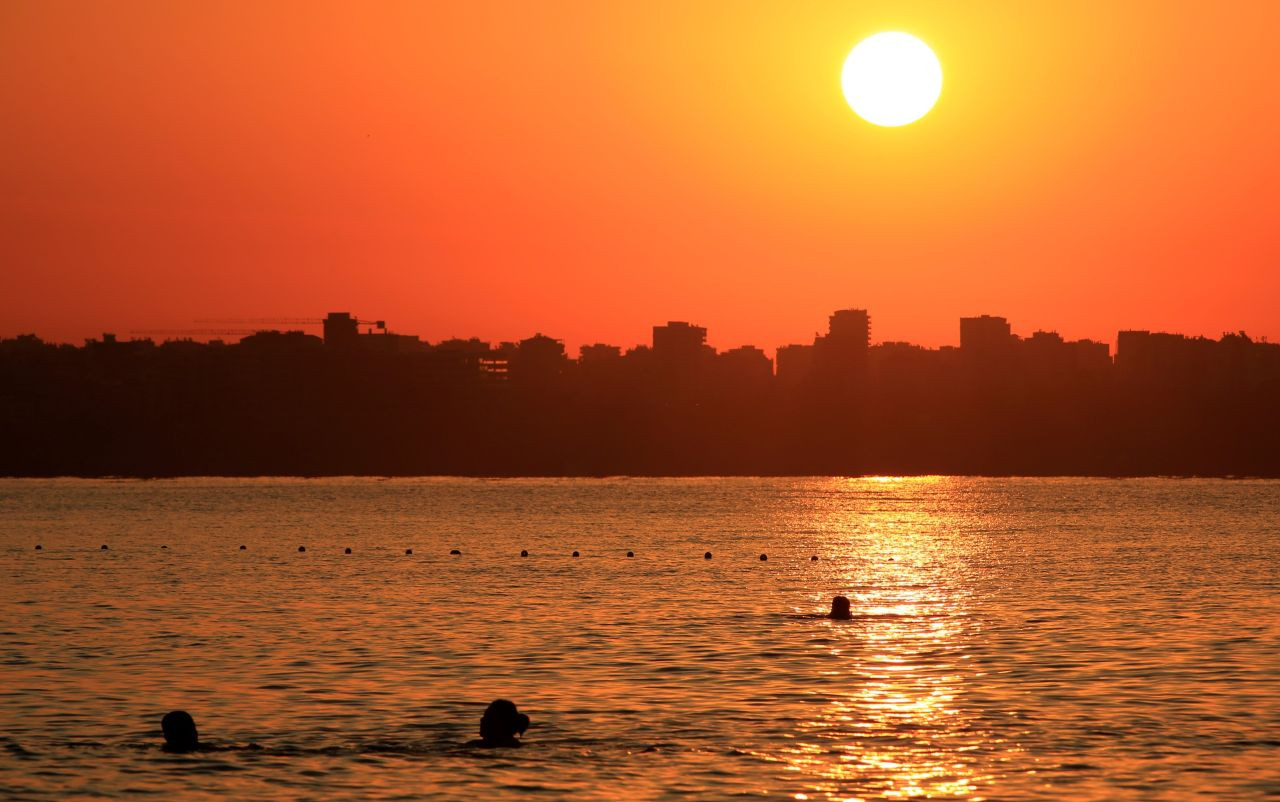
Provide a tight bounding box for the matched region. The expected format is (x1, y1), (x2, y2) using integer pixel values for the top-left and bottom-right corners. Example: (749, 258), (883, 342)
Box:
(768, 477), (998, 800)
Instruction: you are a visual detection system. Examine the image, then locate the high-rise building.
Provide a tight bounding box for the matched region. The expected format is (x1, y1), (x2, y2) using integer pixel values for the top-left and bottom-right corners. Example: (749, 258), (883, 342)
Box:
(509, 333), (568, 381)
(653, 321), (709, 359)
(826, 309), (870, 352)
(959, 315), (1014, 356)
(323, 312), (359, 348)
(775, 344), (815, 388)
(718, 345), (773, 386)
(579, 343), (622, 364)
(813, 308), (870, 391)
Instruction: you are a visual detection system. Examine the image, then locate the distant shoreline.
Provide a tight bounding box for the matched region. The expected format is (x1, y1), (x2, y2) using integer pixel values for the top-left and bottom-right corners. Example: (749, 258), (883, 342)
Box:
(6, 317), (1278, 479)
(4, 472), (1277, 480)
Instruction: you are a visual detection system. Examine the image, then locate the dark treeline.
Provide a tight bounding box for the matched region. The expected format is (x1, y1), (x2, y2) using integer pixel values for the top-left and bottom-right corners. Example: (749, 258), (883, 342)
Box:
(2, 310), (1278, 476)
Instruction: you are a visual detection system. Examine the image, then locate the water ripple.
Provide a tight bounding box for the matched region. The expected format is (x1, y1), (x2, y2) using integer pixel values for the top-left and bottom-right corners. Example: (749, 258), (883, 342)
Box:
(1, 477), (1278, 800)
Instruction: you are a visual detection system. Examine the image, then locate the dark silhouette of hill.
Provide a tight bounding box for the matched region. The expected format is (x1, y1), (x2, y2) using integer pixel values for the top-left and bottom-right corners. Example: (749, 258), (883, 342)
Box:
(2, 311), (1277, 476)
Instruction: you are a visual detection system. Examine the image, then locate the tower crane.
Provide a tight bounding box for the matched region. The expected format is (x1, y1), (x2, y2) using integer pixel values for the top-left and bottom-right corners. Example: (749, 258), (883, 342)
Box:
(195, 317), (387, 331)
(127, 328), (317, 340)
(131, 313), (389, 341)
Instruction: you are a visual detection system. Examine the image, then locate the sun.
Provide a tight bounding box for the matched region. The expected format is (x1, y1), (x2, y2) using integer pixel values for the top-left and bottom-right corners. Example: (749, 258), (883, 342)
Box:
(841, 32), (942, 127)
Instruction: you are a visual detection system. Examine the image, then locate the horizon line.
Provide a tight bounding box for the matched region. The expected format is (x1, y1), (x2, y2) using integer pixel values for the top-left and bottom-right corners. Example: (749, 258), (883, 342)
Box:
(5, 309), (1274, 356)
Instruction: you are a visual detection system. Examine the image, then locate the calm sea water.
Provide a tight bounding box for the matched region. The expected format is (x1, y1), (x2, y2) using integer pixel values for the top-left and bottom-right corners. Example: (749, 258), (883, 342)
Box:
(1, 478), (1278, 800)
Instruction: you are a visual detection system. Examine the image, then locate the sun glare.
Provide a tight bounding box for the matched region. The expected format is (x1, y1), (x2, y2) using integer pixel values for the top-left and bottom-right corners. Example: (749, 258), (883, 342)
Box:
(841, 32), (942, 127)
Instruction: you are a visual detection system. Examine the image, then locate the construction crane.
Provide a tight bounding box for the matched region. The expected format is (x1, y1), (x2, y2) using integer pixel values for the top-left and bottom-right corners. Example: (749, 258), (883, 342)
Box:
(132, 314), (389, 342)
(127, 328), (312, 339)
(195, 317), (387, 331)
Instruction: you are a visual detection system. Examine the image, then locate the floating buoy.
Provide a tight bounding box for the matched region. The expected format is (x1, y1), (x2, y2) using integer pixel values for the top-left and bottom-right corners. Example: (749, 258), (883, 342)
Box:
(704, 551), (712, 559)
(34, 545), (42, 550)
(572, 551), (580, 558)
(626, 551), (634, 558)
(760, 553), (768, 561)
(344, 547), (352, 554)
(101, 544), (109, 550)
(405, 548), (413, 555)
(520, 550), (529, 557)
(298, 546), (306, 553)
(161, 545), (168, 550)
(450, 549), (461, 555)
(239, 545), (247, 550)
(810, 555), (818, 561)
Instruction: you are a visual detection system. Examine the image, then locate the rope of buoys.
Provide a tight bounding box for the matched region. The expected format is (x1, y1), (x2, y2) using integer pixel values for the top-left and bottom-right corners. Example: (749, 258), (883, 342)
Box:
(54, 545), (836, 563)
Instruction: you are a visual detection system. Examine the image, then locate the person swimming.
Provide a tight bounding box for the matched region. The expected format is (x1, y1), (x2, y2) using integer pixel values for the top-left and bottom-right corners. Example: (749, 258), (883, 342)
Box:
(786, 596), (854, 621)
(828, 595), (852, 620)
(469, 699), (530, 748)
(161, 710), (200, 752)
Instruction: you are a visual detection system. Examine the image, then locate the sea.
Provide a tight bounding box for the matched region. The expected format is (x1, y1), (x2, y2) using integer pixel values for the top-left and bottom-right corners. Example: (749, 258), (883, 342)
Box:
(1, 477), (1278, 800)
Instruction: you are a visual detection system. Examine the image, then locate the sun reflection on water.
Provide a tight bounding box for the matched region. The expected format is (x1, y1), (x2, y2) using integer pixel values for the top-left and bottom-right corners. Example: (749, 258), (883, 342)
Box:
(778, 477), (1001, 800)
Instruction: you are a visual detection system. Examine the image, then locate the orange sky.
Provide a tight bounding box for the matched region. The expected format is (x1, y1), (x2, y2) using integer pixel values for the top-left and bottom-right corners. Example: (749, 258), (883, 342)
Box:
(2, 1), (1278, 353)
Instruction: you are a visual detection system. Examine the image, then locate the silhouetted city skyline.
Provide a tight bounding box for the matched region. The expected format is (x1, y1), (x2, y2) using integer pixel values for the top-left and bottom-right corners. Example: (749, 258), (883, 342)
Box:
(3, 306), (1277, 477)
(18, 306), (1276, 367)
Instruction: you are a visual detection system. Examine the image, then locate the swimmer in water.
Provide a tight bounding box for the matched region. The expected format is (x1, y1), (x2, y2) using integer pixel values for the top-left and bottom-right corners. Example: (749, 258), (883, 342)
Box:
(161, 710), (200, 753)
(468, 699), (530, 748)
(156, 710), (264, 754)
(828, 595), (852, 620)
(787, 595), (855, 621)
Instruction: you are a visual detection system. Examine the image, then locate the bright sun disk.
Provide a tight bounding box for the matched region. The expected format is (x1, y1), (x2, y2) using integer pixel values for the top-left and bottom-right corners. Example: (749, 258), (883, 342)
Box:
(841, 32), (942, 127)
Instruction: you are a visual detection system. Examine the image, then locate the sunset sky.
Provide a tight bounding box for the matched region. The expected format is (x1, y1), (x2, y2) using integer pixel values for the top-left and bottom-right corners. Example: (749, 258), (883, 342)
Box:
(3, 1), (1278, 353)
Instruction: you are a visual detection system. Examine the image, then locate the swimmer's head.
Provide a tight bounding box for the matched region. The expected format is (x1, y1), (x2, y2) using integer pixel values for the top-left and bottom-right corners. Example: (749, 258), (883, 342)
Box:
(161, 710), (199, 752)
(829, 596), (852, 620)
(479, 699), (529, 746)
